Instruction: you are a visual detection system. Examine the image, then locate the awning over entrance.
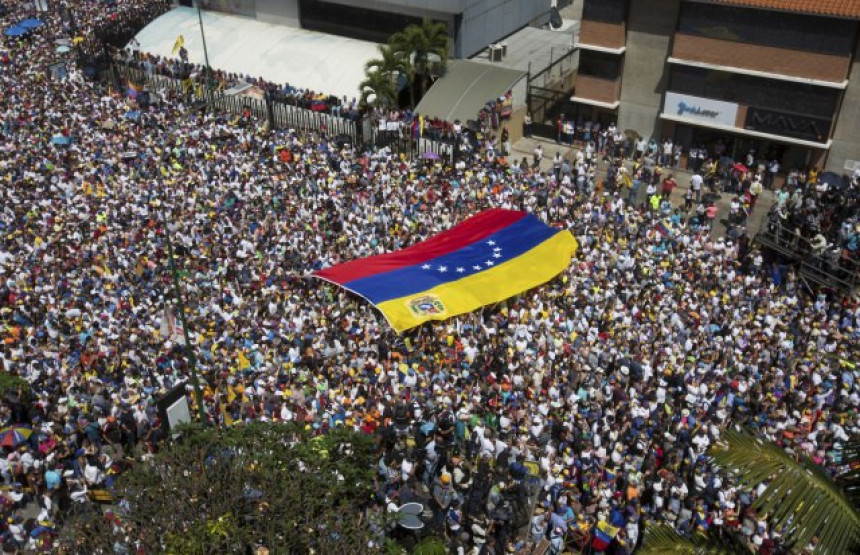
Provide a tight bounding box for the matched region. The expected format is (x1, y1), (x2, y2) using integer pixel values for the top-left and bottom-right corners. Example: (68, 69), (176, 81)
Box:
(415, 60), (526, 123)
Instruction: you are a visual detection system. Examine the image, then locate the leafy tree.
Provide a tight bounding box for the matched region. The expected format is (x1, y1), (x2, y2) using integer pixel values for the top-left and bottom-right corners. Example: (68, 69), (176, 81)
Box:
(60, 422), (379, 554)
(387, 18), (449, 107)
(640, 429), (860, 555)
(0, 371), (29, 400)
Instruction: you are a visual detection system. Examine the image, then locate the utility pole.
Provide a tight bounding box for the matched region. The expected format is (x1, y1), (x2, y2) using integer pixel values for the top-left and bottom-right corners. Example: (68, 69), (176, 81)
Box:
(195, 0), (214, 99)
(163, 210), (207, 424)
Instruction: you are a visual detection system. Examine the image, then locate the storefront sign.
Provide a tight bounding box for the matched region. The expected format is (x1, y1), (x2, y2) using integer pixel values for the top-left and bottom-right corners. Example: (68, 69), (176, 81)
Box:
(664, 92), (739, 127)
(744, 107), (831, 143)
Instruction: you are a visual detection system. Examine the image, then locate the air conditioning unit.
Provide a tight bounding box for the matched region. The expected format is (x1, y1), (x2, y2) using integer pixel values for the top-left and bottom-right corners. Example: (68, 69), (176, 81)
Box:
(489, 45), (502, 62)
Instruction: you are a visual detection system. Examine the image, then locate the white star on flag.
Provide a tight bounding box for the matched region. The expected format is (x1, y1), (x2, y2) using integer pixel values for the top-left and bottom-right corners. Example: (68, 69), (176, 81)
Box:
(493, 252), (502, 258)
(456, 267), (465, 273)
(485, 260), (494, 266)
(487, 240), (496, 246)
(472, 265), (482, 271)
(438, 266), (447, 272)
(421, 264), (431, 270)
(493, 247), (502, 252)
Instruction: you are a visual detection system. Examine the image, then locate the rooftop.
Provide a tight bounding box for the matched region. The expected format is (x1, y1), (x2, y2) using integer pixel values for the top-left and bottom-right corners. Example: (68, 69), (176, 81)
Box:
(133, 7), (380, 99)
(711, 0), (860, 19)
(469, 25), (577, 74)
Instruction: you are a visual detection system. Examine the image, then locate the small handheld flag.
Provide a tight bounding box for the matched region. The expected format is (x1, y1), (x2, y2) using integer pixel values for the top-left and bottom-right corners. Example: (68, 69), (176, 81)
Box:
(171, 34), (185, 56)
(127, 80), (142, 99)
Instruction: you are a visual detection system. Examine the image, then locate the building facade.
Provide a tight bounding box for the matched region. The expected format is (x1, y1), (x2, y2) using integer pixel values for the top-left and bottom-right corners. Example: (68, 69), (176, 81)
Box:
(192, 0), (553, 59)
(571, 0), (860, 173)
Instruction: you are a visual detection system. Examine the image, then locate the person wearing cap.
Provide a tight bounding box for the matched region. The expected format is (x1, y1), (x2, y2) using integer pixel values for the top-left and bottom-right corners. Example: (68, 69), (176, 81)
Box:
(431, 472), (456, 532)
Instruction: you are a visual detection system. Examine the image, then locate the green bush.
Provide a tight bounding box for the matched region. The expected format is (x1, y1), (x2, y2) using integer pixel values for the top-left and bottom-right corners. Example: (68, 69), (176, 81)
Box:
(0, 372), (29, 402)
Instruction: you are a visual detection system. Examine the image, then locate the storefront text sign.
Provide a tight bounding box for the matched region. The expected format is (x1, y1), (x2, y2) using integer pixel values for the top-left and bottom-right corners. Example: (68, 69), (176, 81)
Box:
(664, 92), (739, 127)
(744, 107), (831, 143)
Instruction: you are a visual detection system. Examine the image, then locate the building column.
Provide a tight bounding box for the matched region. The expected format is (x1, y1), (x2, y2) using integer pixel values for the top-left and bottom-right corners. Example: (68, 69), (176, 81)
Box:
(826, 33), (860, 173)
(617, 0), (681, 140)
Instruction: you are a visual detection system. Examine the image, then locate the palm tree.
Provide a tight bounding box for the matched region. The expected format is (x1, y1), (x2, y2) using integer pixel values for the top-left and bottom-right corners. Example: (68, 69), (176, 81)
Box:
(640, 429), (860, 554)
(388, 18), (449, 107)
(359, 69), (397, 109)
(364, 44), (407, 81)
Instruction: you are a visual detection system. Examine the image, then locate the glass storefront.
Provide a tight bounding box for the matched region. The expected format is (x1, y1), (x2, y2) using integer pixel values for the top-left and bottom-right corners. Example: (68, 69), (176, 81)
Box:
(669, 122), (822, 171)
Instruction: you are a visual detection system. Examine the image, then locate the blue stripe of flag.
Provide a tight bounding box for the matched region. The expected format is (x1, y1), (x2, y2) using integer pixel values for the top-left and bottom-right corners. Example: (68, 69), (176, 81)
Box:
(343, 215), (558, 303)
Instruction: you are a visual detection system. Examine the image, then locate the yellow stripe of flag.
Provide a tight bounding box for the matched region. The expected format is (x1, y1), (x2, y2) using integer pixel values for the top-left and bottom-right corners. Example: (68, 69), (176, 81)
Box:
(377, 231), (577, 332)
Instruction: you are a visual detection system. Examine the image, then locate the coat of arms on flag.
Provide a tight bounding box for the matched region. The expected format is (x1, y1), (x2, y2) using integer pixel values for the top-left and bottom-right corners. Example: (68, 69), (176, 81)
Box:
(313, 209), (578, 332)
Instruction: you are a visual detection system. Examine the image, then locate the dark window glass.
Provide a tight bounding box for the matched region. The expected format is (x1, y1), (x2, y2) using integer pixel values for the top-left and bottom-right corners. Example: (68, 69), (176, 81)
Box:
(668, 65), (839, 119)
(678, 2), (856, 55)
(299, 0), (429, 44)
(578, 50), (622, 80)
(583, 0), (626, 24)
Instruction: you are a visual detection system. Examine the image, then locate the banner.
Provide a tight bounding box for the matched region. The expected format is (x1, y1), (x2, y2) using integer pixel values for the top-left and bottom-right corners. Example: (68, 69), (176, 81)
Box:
(313, 209), (578, 332)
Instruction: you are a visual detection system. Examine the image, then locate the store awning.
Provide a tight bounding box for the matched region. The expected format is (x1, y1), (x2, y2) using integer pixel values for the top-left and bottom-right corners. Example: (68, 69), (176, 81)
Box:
(415, 60), (526, 123)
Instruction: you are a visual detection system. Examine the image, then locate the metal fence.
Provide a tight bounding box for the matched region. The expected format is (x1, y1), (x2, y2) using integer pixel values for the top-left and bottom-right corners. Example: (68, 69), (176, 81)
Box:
(528, 45), (578, 90)
(112, 63), (453, 160)
(368, 124), (457, 164)
(114, 63), (363, 143)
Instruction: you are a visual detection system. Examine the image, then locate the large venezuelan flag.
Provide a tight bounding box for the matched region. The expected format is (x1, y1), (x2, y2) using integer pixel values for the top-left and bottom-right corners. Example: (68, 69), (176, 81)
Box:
(313, 209), (577, 332)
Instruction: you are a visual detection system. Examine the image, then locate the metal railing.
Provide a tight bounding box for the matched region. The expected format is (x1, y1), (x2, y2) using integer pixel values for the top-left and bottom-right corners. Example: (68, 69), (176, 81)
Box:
(114, 64), (363, 143)
(113, 63), (456, 160)
(756, 221), (859, 293)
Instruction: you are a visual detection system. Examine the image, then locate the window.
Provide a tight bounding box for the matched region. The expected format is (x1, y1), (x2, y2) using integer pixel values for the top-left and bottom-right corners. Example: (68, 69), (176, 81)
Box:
(678, 2), (856, 55)
(583, 0), (626, 24)
(299, 0), (428, 44)
(578, 50), (622, 80)
(668, 65), (838, 127)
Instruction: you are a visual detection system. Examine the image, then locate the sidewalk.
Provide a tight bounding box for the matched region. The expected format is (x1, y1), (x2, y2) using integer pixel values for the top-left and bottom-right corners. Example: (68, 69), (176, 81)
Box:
(511, 135), (774, 238)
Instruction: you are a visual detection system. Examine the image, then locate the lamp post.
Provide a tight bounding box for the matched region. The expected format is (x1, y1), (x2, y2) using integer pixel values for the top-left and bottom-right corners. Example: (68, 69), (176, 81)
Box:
(162, 204), (207, 424)
(194, 0), (214, 99)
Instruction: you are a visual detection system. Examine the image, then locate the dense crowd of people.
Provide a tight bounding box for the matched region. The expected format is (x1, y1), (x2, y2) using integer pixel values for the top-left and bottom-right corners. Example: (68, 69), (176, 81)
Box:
(0, 1), (859, 553)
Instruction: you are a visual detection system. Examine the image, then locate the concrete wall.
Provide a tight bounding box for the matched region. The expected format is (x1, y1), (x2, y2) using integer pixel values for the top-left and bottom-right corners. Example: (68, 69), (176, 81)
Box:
(617, 0), (680, 141)
(256, 0), (300, 26)
(827, 39), (860, 173)
(459, 0), (550, 58)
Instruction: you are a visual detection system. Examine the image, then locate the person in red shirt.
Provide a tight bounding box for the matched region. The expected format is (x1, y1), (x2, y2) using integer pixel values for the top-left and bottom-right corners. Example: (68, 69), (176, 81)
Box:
(661, 173), (678, 199)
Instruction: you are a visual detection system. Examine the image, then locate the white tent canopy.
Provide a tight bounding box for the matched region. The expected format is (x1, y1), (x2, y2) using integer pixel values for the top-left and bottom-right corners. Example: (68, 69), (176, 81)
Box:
(132, 7), (380, 100)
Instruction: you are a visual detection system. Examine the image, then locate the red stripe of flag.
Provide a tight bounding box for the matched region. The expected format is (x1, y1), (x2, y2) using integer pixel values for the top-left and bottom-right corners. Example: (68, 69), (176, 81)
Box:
(315, 208), (527, 284)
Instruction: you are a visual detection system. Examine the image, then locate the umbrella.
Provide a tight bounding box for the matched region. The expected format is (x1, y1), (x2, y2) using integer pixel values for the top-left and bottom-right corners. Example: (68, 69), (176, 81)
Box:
(395, 502), (425, 530)
(4, 26), (28, 37)
(56, 45), (70, 54)
(0, 425), (33, 448)
(18, 18), (44, 29)
(732, 163), (750, 173)
(421, 151), (441, 161)
(124, 110), (141, 120)
(819, 171), (846, 189)
(51, 135), (71, 145)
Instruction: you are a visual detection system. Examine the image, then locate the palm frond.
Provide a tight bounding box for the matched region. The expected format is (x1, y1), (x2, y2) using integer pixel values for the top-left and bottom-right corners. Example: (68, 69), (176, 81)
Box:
(710, 428), (860, 555)
(640, 524), (751, 555)
(358, 70), (396, 109)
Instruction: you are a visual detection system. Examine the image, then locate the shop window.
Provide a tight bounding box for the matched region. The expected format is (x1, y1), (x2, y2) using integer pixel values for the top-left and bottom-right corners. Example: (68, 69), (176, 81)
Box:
(668, 65), (839, 119)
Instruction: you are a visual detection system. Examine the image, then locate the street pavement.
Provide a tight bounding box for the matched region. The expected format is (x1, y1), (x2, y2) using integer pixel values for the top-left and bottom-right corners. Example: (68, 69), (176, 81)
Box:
(511, 136), (774, 238)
